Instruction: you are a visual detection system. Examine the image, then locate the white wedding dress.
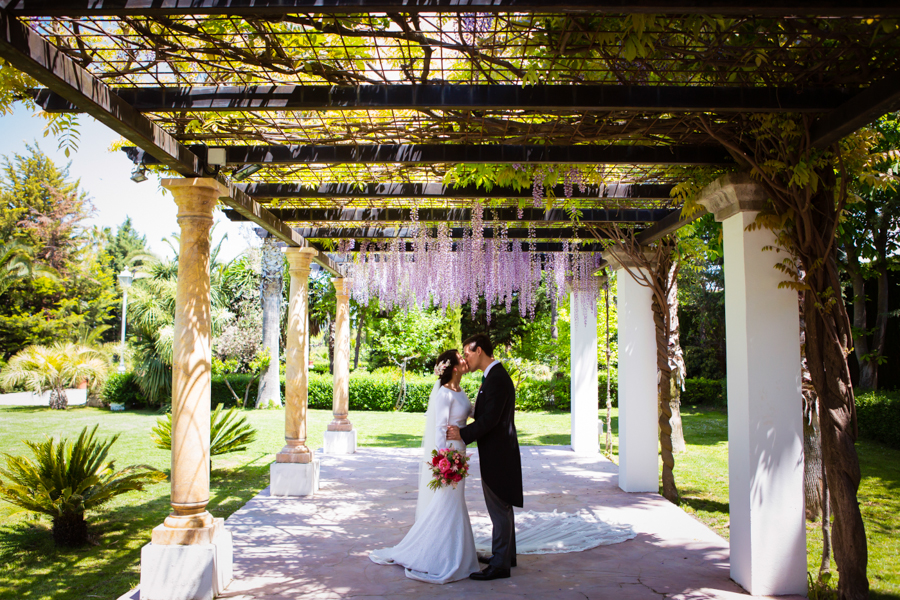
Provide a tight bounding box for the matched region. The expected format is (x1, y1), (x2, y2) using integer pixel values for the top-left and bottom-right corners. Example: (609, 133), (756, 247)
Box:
(369, 384), (481, 584)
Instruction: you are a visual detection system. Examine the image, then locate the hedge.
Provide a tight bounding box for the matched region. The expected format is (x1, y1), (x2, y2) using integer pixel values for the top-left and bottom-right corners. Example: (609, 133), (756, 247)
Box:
(855, 390), (900, 449)
(101, 372), (146, 407)
(681, 378), (727, 408)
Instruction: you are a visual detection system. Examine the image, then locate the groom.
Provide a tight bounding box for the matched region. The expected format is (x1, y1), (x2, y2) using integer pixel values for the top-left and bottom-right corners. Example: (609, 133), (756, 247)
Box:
(447, 334), (523, 581)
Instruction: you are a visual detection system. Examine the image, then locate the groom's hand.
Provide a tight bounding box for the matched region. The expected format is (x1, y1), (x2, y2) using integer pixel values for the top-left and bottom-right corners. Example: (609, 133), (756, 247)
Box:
(446, 425), (461, 441)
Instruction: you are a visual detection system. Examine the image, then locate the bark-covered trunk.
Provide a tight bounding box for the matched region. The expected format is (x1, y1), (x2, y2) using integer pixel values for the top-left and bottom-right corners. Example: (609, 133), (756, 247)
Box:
(328, 321), (335, 375)
(604, 279), (613, 458)
(353, 305), (365, 370)
(52, 511), (88, 546)
(666, 266), (686, 454)
(803, 263), (868, 600)
(801, 296), (825, 521)
(257, 236), (283, 408)
(652, 286), (679, 504)
(49, 387), (67, 410)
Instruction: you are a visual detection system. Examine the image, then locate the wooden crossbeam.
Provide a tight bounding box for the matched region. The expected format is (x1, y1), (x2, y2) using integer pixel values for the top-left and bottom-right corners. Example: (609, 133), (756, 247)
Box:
(241, 182), (674, 200)
(351, 241), (605, 252)
(0, 9), (200, 176)
(224, 207), (674, 223)
(35, 84), (854, 114)
(126, 144), (733, 166)
(8, 0), (900, 16)
(810, 75), (900, 149)
(295, 226), (607, 239)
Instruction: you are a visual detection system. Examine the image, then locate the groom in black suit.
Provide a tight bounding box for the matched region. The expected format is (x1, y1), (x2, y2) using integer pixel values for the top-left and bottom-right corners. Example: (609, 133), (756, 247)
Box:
(447, 334), (523, 581)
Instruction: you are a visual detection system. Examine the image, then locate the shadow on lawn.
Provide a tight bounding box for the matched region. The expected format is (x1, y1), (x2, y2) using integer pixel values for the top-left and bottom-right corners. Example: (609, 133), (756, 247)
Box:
(0, 455), (273, 600)
(365, 432), (421, 447)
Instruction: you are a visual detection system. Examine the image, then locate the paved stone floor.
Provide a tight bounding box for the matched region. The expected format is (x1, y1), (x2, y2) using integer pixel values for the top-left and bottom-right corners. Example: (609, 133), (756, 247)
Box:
(203, 446), (802, 600)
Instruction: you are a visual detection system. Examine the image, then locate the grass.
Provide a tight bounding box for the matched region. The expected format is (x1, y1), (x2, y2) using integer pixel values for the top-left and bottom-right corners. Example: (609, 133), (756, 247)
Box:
(1, 405), (897, 599)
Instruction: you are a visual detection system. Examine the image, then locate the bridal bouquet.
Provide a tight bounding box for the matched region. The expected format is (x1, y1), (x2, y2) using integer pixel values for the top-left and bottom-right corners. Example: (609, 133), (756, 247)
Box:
(427, 448), (470, 490)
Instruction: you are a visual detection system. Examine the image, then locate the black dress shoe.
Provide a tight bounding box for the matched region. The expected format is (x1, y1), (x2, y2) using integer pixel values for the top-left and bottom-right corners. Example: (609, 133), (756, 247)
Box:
(469, 566), (511, 581)
(478, 555), (517, 567)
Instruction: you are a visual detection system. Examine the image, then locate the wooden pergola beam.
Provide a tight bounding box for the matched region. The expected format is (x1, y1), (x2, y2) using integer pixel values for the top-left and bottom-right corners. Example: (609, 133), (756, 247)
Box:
(126, 144), (734, 166)
(0, 8), (201, 176)
(35, 84), (854, 114)
(240, 182), (674, 200)
(810, 75), (900, 149)
(295, 226), (609, 239)
(224, 207), (675, 223)
(7, 0), (900, 16)
(352, 241), (605, 252)
(222, 181), (341, 275)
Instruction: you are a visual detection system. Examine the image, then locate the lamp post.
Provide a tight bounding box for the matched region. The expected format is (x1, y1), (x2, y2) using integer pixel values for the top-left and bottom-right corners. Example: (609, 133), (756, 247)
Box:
(118, 267), (134, 374)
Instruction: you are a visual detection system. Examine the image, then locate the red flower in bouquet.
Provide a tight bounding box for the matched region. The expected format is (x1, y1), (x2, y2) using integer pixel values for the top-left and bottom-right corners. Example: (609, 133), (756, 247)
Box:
(427, 448), (471, 490)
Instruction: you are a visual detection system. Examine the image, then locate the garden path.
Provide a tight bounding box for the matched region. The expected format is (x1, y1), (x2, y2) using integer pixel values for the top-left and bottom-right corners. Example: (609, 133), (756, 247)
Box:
(120, 446), (803, 600)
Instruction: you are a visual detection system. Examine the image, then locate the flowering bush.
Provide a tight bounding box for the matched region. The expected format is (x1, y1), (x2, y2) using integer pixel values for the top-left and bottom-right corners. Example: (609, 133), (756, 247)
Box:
(427, 447), (470, 490)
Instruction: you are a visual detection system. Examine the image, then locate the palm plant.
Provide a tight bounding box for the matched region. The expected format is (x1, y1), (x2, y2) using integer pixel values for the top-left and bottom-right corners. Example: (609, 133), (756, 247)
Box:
(150, 404), (257, 457)
(0, 342), (108, 409)
(0, 425), (165, 546)
(0, 240), (58, 296)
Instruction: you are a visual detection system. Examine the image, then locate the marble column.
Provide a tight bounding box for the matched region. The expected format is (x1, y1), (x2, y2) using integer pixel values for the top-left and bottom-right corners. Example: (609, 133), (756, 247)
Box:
(698, 172), (806, 596)
(570, 280), (600, 454)
(610, 256), (659, 493)
(324, 277), (357, 454)
(270, 247), (320, 495)
(140, 178), (232, 600)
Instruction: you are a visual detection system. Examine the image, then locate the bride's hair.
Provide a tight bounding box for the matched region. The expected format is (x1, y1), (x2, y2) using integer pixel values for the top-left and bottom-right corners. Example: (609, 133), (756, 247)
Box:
(434, 349), (461, 386)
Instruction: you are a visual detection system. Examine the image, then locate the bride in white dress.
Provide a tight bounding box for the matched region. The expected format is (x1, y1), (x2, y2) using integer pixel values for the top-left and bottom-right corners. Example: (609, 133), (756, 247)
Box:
(369, 349), (481, 584)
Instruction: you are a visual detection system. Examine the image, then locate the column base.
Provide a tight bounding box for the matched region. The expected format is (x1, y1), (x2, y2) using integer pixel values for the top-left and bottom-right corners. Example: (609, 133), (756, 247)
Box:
(572, 440), (600, 455)
(140, 521), (232, 600)
(270, 459), (320, 496)
(323, 429), (357, 454)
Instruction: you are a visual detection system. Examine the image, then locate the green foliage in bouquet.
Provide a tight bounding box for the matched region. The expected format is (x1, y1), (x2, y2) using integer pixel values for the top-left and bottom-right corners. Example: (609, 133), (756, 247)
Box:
(0, 425), (165, 546)
(151, 404), (257, 456)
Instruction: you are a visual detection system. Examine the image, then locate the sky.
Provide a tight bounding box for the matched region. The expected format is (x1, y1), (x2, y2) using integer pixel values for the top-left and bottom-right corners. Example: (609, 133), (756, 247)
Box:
(0, 104), (257, 263)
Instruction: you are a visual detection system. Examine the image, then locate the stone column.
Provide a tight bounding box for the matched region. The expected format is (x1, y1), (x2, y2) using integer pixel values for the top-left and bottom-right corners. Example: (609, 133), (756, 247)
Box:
(141, 178), (232, 600)
(698, 172), (806, 596)
(324, 277), (357, 454)
(611, 257), (658, 493)
(270, 247), (320, 495)
(570, 280), (600, 454)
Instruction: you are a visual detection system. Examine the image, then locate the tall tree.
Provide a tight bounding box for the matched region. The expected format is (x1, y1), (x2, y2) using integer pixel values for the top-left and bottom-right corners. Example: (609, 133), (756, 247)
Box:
(840, 114), (900, 390)
(103, 217), (149, 276)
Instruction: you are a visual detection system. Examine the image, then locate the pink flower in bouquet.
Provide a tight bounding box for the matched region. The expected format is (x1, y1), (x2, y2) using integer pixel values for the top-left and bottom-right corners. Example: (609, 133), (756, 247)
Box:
(439, 458), (451, 472)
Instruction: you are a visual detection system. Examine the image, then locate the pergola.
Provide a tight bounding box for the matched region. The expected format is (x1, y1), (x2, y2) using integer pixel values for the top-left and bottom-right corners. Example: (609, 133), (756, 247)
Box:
(1, 3), (899, 599)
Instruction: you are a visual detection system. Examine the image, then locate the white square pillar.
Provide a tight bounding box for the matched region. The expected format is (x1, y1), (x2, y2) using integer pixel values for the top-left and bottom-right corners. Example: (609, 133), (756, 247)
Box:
(615, 267), (658, 492)
(570, 288), (599, 454)
(700, 172), (806, 596)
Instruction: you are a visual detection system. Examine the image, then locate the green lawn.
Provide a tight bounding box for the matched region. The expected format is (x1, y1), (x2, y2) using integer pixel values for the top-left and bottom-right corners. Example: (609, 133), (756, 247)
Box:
(0, 405), (897, 599)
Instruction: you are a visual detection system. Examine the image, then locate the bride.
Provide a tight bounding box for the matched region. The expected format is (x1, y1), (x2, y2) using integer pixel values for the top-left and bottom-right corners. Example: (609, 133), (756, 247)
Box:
(369, 349), (480, 584)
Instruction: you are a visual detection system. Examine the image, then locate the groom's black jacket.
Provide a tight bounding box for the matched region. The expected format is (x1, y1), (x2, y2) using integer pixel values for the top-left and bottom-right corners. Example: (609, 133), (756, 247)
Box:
(460, 363), (524, 507)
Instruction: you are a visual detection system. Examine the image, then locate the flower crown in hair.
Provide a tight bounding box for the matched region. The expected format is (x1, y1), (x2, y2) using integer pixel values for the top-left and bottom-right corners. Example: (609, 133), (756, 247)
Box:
(434, 359), (451, 378)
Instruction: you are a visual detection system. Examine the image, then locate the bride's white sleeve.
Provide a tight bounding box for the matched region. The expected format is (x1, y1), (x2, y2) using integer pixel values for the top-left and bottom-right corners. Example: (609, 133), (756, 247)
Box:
(433, 388), (451, 450)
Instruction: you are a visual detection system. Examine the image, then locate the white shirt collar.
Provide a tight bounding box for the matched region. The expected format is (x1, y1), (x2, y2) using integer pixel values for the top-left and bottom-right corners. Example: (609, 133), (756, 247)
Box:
(483, 359), (501, 379)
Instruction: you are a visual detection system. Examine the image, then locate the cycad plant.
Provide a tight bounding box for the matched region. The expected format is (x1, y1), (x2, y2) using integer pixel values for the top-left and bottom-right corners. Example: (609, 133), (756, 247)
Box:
(0, 425), (165, 546)
(0, 342), (108, 409)
(151, 404), (257, 457)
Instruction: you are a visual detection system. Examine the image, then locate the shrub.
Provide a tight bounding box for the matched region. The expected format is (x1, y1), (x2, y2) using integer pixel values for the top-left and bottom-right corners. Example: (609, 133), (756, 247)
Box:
(1, 343), (108, 409)
(151, 404), (257, 456)
(681, 378), (727, 407)
(855, 390), (900, 449)
(0, 425), (165, 546)
(101, 372), (146, 407)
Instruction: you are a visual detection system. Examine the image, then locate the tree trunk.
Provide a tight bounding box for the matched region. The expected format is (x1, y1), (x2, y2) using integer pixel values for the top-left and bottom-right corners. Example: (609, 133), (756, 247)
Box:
(49, 388), (67, 410)
(821, 458), (833, 576)
(803, 274), (868, 600)
(328, 321), (335, 375)
(353, 305), (365, 370)
(550, 292), (559, 341)
(652, 291), (679, 504)
(604, 280), (613, 458)
(666, 266), (686, 454)
(847, 244), (877, 391)
(257, 236), (283, 408)
(800, 295), (824, 521)
(52, 511), (88, 546)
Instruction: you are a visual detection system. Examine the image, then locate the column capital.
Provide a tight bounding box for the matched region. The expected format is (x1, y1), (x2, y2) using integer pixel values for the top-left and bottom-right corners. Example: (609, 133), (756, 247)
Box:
(285, 247), (318, 275)
(696, 172), (768, 222)
(162, 178), (229, 220)
(332, 277), (352, 297)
